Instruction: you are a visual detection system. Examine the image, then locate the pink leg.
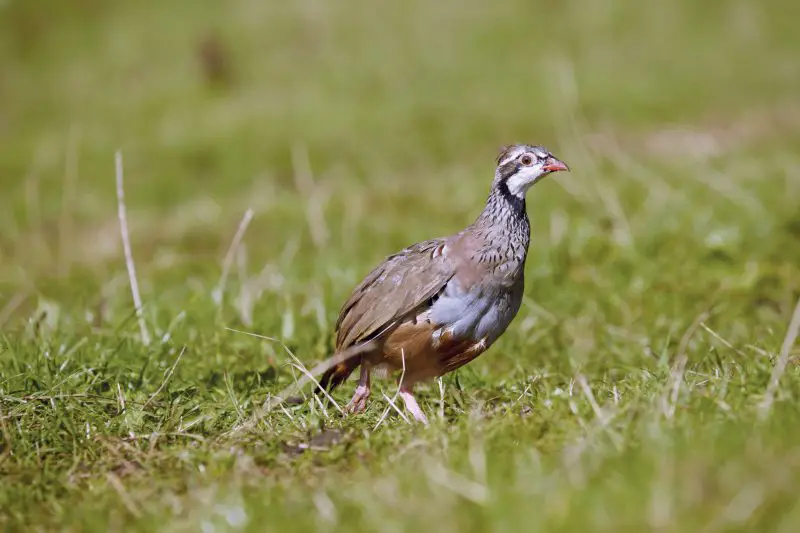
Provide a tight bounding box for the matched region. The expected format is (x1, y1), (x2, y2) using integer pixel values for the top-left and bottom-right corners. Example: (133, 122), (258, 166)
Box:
(345, 361), (371, 414)
(399, 385), (429, 425)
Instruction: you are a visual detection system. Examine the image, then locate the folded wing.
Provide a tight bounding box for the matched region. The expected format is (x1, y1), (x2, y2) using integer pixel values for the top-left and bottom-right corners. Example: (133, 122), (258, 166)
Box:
(335, 239), (455, 350)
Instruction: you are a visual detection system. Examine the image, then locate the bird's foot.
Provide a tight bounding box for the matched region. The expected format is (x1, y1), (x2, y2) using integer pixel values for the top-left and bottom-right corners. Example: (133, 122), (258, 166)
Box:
(399, 388), (429, 425)
(345, 384), (370, 414)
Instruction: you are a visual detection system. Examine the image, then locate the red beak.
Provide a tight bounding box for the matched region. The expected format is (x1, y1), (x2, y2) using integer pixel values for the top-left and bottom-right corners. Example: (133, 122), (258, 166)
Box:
(542, 157), (569, 173)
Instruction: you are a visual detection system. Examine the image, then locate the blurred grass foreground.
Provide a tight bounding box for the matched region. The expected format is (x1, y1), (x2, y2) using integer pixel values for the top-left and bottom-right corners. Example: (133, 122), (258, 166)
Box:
(1, 0), (800, 531)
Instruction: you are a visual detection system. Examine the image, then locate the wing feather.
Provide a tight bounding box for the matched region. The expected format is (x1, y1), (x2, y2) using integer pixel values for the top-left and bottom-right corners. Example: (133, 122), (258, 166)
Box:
(335, 239), (454, 349)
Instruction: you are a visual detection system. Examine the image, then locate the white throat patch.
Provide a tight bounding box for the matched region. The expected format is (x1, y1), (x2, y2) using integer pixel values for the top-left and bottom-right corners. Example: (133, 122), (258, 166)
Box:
(505, 165), (544, 197)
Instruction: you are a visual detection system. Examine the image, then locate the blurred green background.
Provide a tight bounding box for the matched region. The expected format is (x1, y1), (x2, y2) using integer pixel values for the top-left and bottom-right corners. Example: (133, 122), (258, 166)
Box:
(1, 0), (800, 531)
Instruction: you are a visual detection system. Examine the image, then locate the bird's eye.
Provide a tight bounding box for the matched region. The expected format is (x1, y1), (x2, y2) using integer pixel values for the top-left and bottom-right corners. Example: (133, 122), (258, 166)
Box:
(520, 154), (534, 166)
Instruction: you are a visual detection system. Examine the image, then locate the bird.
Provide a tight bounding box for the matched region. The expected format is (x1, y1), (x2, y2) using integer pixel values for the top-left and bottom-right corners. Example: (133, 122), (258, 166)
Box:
(317, 144), (569, 423)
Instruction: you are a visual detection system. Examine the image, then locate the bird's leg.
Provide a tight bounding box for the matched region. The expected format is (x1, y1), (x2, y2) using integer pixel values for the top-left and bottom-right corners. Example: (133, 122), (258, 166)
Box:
(345, 360), (371, 414)
(398, 384), (429, 425)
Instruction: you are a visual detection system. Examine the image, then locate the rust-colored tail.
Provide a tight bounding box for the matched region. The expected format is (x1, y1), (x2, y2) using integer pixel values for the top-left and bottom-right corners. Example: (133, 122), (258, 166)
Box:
(317, 357), (360, 394)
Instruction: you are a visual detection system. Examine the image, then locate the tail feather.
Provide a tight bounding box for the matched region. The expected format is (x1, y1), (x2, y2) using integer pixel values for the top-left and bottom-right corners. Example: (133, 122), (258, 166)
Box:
(269, 341), (377, 412)
(317, 358), (360, 395)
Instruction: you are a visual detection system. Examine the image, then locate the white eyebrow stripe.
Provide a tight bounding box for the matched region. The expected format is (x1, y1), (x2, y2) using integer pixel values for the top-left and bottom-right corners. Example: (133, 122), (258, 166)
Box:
(499, 148), (525, 166)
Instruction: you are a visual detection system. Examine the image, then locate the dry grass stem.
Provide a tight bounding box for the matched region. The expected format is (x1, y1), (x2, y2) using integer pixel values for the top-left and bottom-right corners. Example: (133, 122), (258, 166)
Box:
(105, 472), (142, 518)
(0, 292), (28, 328)
(115, 151), (151, 346)
(375, 349), (410, 430)
(223, 327), (347, 419)
(759, 297), (800, 418)
(291, 143), (329, 248)
(213, 207), (255, 305)
(144, 346), (187, 408)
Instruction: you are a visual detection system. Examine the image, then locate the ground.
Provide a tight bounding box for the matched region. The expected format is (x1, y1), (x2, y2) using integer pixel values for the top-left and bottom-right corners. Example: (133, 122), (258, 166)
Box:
(1, 0), (800, 531)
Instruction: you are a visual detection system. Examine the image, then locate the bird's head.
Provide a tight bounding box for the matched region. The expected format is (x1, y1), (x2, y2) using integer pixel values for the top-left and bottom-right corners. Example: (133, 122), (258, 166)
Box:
(493, 144), (569, 198)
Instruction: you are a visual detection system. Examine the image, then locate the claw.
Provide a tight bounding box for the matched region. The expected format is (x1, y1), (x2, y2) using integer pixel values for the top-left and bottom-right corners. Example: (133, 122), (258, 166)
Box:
(345, 384), (370, 414)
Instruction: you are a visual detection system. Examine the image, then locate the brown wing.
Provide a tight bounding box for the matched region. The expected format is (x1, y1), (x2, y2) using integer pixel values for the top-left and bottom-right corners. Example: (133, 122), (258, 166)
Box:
(335, 239), (454, 350)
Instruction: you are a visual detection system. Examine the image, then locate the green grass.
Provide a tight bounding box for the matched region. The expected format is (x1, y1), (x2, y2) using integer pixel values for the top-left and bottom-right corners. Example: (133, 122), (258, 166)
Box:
(2, 0), (800, 531)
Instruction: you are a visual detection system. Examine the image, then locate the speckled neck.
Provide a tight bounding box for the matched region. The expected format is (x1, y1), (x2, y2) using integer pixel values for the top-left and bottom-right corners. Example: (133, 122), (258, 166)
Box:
(470, 185), (531, 269)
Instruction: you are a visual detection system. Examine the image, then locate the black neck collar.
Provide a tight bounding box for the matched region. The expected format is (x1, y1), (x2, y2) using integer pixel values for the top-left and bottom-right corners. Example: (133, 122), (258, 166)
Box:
(495, 180), (527, 217)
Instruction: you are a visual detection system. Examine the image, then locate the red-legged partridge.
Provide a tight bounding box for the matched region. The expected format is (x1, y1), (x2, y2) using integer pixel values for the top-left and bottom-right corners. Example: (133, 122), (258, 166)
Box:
(319, 144), (569, 423)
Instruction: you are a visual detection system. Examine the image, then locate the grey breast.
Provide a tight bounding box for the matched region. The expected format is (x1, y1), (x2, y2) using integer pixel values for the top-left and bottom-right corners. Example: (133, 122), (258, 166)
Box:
(429, 276), (524, 345)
